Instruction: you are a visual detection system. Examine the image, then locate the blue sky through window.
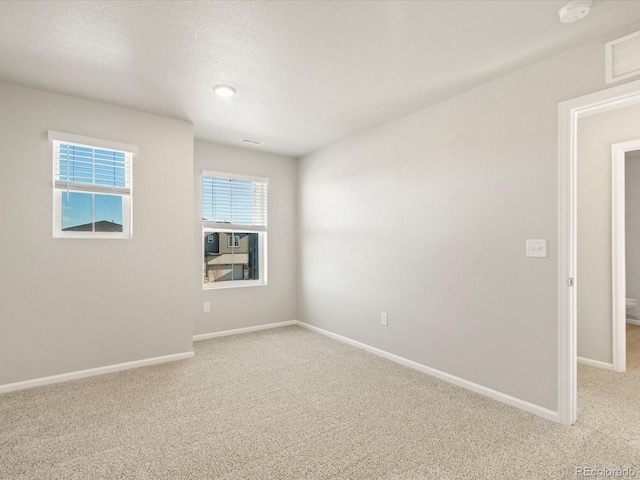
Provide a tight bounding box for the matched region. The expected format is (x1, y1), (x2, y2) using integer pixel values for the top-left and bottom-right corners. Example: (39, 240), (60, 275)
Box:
(62, 192), (123, 229)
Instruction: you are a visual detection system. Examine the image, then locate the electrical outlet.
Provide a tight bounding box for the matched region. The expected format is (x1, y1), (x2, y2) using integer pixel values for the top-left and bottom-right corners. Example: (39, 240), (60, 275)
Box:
(204, 301), (211, 313)
(381, 312), (388, 326)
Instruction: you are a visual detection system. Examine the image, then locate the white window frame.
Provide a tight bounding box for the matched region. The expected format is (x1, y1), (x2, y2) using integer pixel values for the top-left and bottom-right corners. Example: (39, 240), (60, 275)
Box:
(49, 131), (137, 239)
(227, 234), (240, 248)
(201, 170), (268, 289)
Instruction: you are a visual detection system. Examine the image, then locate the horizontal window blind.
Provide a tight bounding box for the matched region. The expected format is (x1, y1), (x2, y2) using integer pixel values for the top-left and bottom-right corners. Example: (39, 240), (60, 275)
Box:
(202, 175), (268, 228)
(53, 141), (132, 195)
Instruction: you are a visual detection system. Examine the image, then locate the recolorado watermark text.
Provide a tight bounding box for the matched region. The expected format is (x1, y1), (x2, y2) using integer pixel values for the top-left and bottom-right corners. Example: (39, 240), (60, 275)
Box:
(575, 467), (636, 478)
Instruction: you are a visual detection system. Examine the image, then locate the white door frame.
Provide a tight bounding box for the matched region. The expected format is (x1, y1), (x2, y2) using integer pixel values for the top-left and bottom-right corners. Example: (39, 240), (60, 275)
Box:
(558, 79), (640, 425)
(612, 140), (640, 373)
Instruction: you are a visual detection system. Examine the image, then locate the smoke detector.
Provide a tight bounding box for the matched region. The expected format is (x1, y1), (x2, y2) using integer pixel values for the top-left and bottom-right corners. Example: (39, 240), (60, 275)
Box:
(558, 1), (591, 23)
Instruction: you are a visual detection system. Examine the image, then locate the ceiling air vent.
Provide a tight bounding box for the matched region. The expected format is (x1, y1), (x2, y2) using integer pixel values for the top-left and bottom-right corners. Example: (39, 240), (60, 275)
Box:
(606, 30), (640, 84)
(239, 138), (263, 146)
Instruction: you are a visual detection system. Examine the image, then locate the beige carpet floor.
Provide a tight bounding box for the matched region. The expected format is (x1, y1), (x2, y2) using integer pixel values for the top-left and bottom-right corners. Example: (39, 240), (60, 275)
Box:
(1, 325), (640, 479)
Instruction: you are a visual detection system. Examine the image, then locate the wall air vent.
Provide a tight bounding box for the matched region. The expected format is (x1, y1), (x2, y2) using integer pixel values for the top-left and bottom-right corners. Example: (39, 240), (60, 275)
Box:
(606, 30), (640, 84)
(239, 138), (264, 146)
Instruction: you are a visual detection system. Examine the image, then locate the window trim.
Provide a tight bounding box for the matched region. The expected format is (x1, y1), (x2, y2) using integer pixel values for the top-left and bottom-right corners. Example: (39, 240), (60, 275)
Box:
(49, 131), (136, 239)
(201, 170), (268, 289)
(202, 170), (267, 185)
(48, 130), (138, 155)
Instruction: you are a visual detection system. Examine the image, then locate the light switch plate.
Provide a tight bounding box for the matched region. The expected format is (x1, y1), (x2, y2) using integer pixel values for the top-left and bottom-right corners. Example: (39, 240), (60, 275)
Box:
(526, 239), (547, 258)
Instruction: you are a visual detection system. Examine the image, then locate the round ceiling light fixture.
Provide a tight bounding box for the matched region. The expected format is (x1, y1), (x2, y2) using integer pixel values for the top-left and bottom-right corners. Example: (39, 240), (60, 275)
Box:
(213, 84), (236, 97)
(558, 0), (592, 23)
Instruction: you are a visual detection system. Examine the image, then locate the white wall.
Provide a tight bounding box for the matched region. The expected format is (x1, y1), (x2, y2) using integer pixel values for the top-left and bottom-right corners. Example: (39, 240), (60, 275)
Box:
(577, 103), (640, 364)
(626, 151), (640, 321)
(298, 26), (640, 412)
(0, 82), (194, 386)
(194, 141), (297, 335)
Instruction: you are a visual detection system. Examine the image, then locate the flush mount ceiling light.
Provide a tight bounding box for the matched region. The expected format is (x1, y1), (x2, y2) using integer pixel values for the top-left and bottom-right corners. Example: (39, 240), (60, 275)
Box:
(558, 0), (592, 23)
(213, 85), (236, 97)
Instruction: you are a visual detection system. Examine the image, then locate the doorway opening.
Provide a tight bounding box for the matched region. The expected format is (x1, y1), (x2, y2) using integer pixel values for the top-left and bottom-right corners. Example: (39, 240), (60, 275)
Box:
(558, 79), (640, 425)
(612, 141), (640, 373)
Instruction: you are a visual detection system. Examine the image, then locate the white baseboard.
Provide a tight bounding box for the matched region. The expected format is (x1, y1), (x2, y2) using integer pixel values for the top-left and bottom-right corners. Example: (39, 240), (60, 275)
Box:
(577, 356), (614, 370)
(0, 351), (195, 395)
(626, 318), (640, 326)
(193, 320), (297, 341)
(295, 321), (558, 423)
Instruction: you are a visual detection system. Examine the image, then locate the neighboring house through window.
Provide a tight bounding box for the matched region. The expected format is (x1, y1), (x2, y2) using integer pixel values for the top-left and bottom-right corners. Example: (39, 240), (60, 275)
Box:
(48, 131), (136, 239)
(202, 171), (268, 288)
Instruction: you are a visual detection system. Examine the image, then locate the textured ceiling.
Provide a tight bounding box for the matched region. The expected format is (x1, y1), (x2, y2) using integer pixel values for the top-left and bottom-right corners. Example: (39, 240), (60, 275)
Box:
(1, 1), (640, 157)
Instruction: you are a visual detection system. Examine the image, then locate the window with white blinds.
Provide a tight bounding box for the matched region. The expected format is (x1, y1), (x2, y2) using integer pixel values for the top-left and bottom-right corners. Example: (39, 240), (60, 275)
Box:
(201, 171), (268, 289)
(48, 131), (137, 238)
(53, 142), (131, 195)
(201, 172), (268, 230)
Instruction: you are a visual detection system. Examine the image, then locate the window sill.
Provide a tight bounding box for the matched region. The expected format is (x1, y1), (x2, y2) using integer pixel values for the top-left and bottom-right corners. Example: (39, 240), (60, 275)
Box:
(203, 281), (267, 290)
(53, 232), (131, 239)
